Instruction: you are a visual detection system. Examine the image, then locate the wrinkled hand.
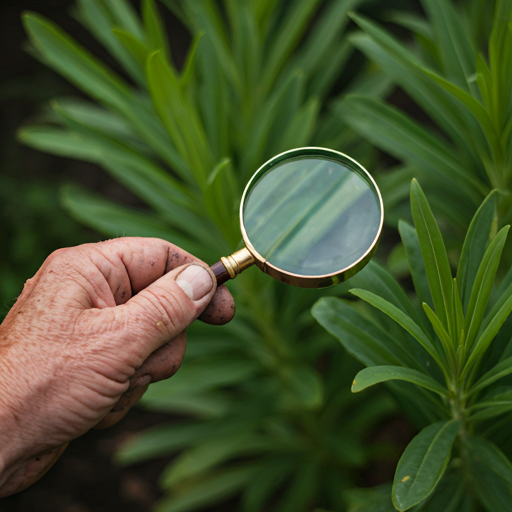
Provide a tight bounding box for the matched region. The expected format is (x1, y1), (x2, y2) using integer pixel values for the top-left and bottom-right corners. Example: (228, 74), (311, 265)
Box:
(0, 238), (235, 496)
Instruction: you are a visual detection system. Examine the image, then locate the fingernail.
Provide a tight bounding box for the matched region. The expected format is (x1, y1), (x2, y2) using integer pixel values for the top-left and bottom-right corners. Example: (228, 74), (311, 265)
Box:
(176, 265), (214, 301)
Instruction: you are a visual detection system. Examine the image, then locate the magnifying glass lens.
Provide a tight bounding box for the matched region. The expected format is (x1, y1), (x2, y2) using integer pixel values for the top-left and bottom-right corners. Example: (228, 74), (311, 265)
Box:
(242, 156), (381, 277)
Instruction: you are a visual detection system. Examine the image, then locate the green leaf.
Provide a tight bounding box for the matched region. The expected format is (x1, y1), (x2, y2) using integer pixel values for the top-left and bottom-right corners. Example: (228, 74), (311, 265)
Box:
(351, 366), (447, 397)
(468, 389), (512, 423)
(161, 433), (272, 487)
(349, 261), (425, 330)
(399, 221), (435, 338)
(399, 221), (432, 305)
(146, 50), (213, 186)
(139, 391), (230, 418)
(242, 70), (306, 179)
(386, 11), (433, 39)
(350, 289), (444, 371)
(452, 280), (464, 347)
(74, 0), (145, 86)
(143, 0), (170, 60)
(180, 2), (239, 90)
(386, 242), (409, 278)
(308, 39), (353, 99)
(312, 297), (416, 368)
(347, 14), (482, 161)
(180, 31), (204, 87)
(103, 0), (145, 40)
(421, 0), (476, 91)
(146, 358), (259, 396)
(47, 97), (140, 141)
(115, 422), (212, 465)
(422, 303), (454, 361)
(343, 95), (484, 211)
(260, 0), (322, 94)
(464, 226), (510, 350)
(112, 28), (149, 68)
(465, 293), (512, 373)
(60, 184), (195, 247)
(273, 98), (320, 154)
(392, 420), (461, 511)
(410, 179), (453, 335)
(417, 66), (498, 166)
(457, 190), (498, 310)
(470, 356), (512, 396)
(23, 13), (187, 175)
(154, 464), (260, 512)
(18, 123), (221, 252)
(23, 13), (132, 112)
(465, 436), (512, 512)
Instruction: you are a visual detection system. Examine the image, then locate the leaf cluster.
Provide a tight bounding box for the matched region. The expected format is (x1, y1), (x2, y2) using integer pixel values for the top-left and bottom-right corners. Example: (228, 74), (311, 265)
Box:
(314, 180), (512, 511)
(341, 0), (512, 233)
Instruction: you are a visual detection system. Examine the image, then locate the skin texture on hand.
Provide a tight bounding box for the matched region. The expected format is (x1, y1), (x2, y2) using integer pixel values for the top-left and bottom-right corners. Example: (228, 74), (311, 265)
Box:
(0, 237), (235, 497)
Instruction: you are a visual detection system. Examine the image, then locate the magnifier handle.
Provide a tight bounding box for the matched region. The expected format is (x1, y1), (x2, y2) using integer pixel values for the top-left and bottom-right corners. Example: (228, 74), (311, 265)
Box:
(211, 260), (232, 286)
(210, 247), (255, 286)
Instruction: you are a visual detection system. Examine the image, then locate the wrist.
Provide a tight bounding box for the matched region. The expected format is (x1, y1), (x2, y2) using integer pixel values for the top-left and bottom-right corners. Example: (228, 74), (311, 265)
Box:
(0, 351), (63, 496)
(0, 392), (68, 496)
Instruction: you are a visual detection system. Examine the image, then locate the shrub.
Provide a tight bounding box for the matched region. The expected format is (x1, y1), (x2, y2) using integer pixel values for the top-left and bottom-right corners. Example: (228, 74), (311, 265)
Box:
(314, 180), (512, 511)
(340, 0), (512, 236)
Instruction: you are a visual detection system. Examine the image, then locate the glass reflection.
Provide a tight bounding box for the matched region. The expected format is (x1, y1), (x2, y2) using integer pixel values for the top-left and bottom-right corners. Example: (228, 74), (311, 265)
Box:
(243, 156), (381, 276)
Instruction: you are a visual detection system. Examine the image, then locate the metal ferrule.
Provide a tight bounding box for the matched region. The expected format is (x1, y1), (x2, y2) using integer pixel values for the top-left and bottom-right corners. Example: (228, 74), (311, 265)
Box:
(220, 247), (255, 279)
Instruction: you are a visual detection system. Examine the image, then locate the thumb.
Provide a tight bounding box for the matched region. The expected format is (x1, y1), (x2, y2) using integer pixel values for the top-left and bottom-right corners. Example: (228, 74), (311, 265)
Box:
(118, 263), (216, 358)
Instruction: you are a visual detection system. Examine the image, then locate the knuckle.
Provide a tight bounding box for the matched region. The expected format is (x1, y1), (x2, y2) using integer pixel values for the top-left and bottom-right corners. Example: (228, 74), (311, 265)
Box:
(140, 289), (188, 334)
(45, 247), (70, 266)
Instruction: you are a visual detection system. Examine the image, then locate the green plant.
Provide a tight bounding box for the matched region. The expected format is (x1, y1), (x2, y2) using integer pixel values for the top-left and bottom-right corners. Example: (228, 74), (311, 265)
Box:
(0, 177), (92, 320)
(19, 1), (396, 510)
(314, 179), (512, 511)
(338, 0), (512, 235)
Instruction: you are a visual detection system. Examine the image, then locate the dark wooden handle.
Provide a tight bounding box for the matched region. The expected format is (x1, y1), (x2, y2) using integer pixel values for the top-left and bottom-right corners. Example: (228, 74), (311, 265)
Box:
(211, 260), (231, 286)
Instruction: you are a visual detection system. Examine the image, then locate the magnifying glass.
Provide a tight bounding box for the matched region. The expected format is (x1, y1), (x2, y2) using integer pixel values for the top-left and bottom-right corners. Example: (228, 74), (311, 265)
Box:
(211, 147), (383, 288)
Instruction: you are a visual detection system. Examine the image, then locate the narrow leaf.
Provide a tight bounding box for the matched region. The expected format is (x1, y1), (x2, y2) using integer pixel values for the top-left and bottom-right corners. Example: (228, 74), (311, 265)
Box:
(465, 293), (512, 373)
(399, 221), (433, 309)
(422, 303), (454, 361)
(112, 28), (149, 68)
(115, 422), (211, 465)
(418, 66), (497, 152)
(422, 0), (476, 91)
(464, 226), (510, 350)
(312, 297), (417, 368)
(457, 190), (498, 310)
(350, 289), (444, 370)
(342, 95), (484, 211)
(351, 366), (447, 397)
(470, 356), (512, 396)
(143, 0), (170, 60)
(465, 436), (512, 512)
(410, 179), (453, 334)
(392, 420), (461, 511)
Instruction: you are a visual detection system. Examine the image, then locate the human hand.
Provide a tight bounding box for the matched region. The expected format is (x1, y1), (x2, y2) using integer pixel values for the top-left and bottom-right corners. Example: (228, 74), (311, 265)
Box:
(0, 237), (235, 496)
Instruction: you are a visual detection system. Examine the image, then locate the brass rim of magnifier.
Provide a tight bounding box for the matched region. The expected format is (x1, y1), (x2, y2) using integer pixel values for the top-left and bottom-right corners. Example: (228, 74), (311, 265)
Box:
(222, 147), (384, 288)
